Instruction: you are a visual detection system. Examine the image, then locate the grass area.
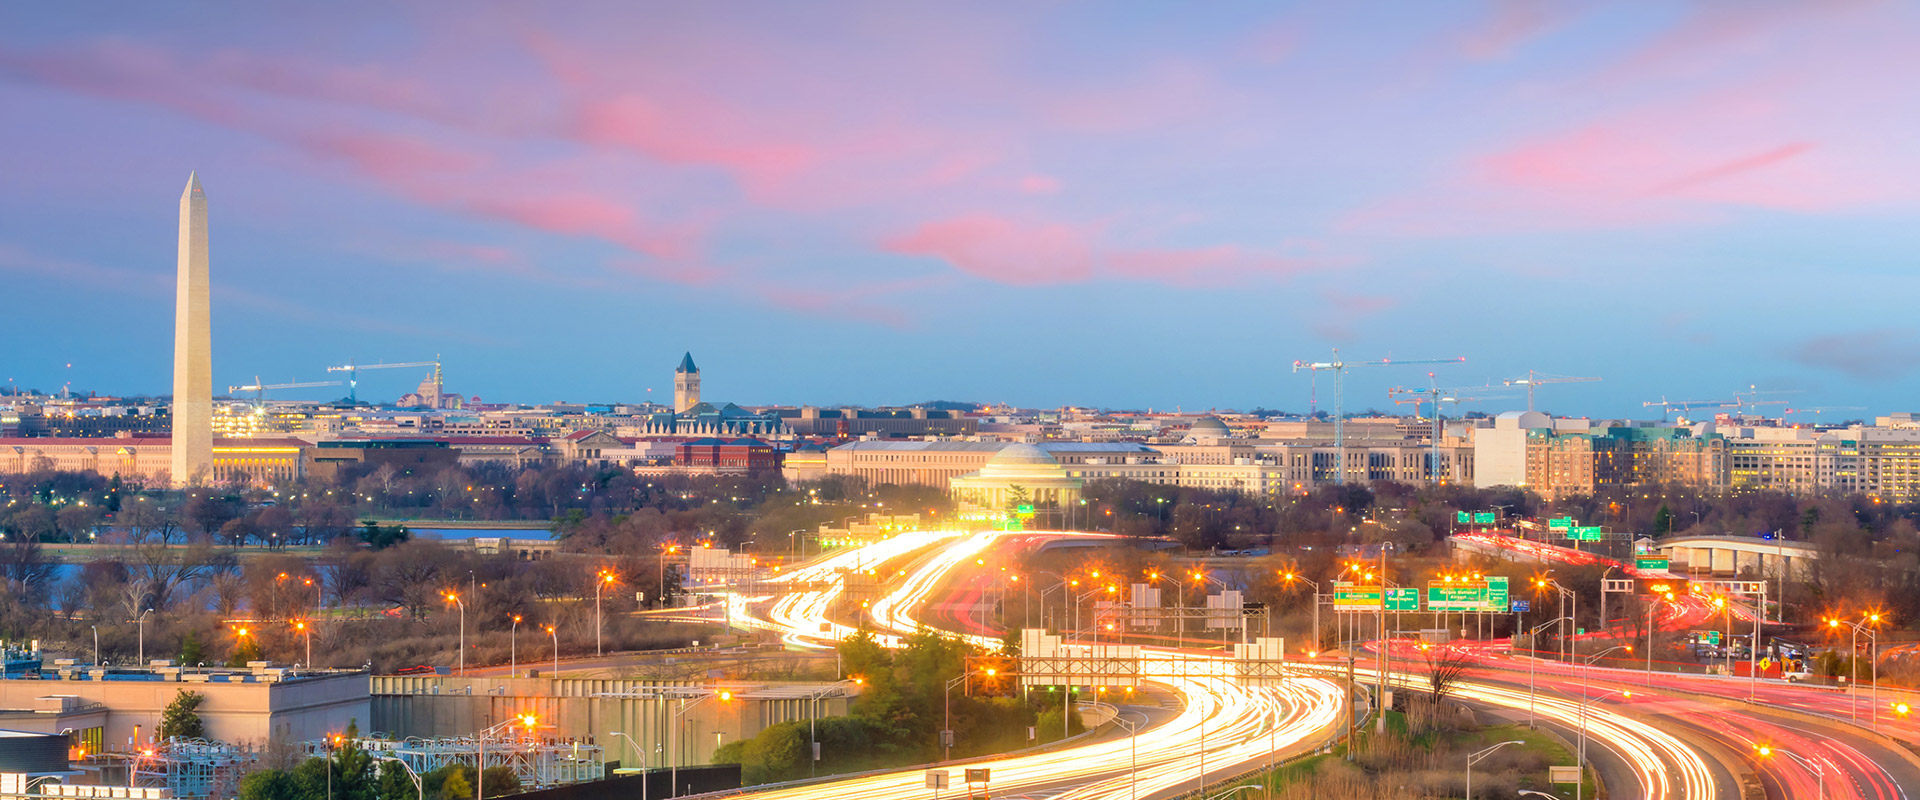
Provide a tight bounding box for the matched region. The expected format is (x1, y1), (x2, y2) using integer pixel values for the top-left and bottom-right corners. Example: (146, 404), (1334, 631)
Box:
(1248, 710), (1594, 800)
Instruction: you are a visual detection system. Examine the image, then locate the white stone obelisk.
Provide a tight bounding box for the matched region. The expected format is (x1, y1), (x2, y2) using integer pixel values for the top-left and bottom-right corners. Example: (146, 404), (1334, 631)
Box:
(170, 172), (213, 486)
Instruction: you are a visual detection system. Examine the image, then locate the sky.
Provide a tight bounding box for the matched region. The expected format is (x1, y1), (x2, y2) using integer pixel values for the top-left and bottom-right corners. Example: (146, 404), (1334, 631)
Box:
(4, 2), (1920, 417)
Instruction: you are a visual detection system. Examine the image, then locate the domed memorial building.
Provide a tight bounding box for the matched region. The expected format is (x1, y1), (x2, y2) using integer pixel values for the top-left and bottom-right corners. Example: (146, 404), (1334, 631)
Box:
(950, 443), (1084, 516)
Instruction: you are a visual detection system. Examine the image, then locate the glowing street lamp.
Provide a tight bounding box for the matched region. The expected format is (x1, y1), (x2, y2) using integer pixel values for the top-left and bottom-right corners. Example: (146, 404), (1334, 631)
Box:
(595, 570), (618, 656)
(510, 615), (523, 677)
(442, 591), (465, 675)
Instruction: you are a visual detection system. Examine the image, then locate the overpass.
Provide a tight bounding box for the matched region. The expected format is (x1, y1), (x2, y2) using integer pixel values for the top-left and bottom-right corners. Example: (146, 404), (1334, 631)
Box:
(1655, 534), (1817, 579)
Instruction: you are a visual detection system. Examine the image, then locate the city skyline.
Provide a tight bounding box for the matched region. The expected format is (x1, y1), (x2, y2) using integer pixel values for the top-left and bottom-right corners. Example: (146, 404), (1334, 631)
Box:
(6, 4), (1920, 412)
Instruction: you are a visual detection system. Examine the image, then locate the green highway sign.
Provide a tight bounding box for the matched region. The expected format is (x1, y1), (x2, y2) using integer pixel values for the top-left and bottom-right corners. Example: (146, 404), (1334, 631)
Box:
(1386, 587), (1420, 612)
(1015, 504), (1035, 516)
(1550, 516), (1574, 528)
(1332, 582), (1383, 611)
(1706, 630), (1722, 646)
(1426, 575), (1510, 612)
(1427, 584), (1483, 611)
(1473, 512), (1496, 525)
(1455, 511), (1471, 524)
(1567, 525), (1604, 542)
(1635, 556), (1671, 571)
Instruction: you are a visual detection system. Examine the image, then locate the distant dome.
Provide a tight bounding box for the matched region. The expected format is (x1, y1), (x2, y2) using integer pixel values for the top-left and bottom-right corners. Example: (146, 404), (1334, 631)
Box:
(1190, 416), (1231, 437)
(986, 443), (1056, 466)
(976, 443), (1069, 482)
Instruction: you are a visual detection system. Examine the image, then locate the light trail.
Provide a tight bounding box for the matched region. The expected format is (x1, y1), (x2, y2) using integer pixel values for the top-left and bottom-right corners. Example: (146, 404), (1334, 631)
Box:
(726, 529), (1346, 800)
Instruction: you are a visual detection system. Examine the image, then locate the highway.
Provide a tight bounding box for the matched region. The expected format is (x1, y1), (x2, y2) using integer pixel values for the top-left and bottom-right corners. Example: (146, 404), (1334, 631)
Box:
(724, 529), (1350, 800)
(615, 528), (1920, 799)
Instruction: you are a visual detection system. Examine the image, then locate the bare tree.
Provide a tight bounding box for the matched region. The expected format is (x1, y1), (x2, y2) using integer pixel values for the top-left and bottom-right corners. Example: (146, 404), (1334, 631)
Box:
(1424, 645), (1475, 702)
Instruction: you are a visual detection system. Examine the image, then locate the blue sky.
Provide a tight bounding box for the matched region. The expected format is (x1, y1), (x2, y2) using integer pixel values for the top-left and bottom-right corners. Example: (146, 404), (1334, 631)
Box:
(3, 2), (1919, 416)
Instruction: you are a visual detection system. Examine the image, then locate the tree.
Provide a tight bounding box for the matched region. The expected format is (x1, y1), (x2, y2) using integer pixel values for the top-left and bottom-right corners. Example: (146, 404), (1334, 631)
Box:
(1424, 645), (1475, 702)
(1652, 504), (1674, 537)
(179, 631), (205, 666)
(237, 767), (298, 800)
(229, 633), (264, 667)
(376, 761), (417, 800)
(159, 689), (207, 740)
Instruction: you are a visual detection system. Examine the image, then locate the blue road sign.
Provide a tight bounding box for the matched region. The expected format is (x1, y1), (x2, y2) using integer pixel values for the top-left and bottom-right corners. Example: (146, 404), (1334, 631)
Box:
(1510, 600), (1531, 613)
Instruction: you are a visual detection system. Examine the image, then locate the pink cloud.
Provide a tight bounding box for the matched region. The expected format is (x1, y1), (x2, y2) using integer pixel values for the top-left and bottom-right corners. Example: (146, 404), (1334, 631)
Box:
(1017, 174), (1063, 195)
(885, 215), (1345, 287)
(0, 40), (714, 278)
(884, 215), (1097, 285)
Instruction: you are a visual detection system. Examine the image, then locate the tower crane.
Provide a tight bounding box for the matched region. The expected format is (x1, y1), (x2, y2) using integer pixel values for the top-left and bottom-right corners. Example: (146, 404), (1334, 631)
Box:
(1784, 405), (1867, 421)
(326, 359), (439, 403)
(1503, 370), (1601, 412)
(1641, 396), (1733, 422)
(226, 377), (343, 405)
(1388, 377), (1511, 485)
(1293, 350), (1466, 485)
(1728, 385), (1801, 416)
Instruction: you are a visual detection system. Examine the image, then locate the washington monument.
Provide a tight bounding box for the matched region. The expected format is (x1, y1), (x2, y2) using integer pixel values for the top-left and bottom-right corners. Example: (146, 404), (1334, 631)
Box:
(170, 173), (212, 486)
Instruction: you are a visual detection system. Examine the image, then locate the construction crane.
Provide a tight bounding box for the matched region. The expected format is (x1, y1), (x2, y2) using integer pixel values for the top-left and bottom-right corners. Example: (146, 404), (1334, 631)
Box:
(1503, 370), (1601, 412)
(1784, 405), (1867, 421)
(1388, 377), (1511, 485)
(1641, 396), (1734, 421)
(1728, 385), (1801, 416)
(226, 377), (343, 405)
(1293, 350), (1466, 485)
(326, 359), (439, 403)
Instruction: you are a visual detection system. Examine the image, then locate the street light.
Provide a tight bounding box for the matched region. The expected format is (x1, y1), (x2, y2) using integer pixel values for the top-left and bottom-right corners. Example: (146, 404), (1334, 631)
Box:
(1753, 744), (1824, 799)
(608, 730), (650, 800)
(510, 615), (522, 677)
(1466, 740), (1525, 800)
(942, 666), (999, 761)
(136, 608), (153, 666)
(293, 619), (312, 667)
(546, 625), (559, 676)
(1827, 613), (1884, 730)
(1575, 646), (1632, 800)
(1524, 616), (1571, 728)
(596, 569), (617, 657)
(442, 591), (465, 675)
(1534, 577), (1576, 662)
(672, 689), (733, 795)
(1279, 572), (1320, 656)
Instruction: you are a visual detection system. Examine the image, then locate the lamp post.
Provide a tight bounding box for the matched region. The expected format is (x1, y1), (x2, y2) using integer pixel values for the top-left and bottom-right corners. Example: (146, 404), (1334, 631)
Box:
(941, 666), (998, 761)
(1534, 577), (1576, 662)
(294, 620), (311, 667)
(1525, 616), (1571, 728)
(672, 690), (731, 795)
(1466, 740), (1525, 800)
(546, 625), (559, 676)
(90, 625), (98, 665)
(1753, 745), (1823, 799)
(1113, 707), (1146, 800)
(1279, 572), (1320, 656)
(1827, 613), (1884, 729)
(510, 615), (522, 677)
(596, 570), (617, 657)
(442, 591), (465, 675)
(609, 730), (649, 800)
(1576, 647), (1633, 800)
(136, 608), (153, 666)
